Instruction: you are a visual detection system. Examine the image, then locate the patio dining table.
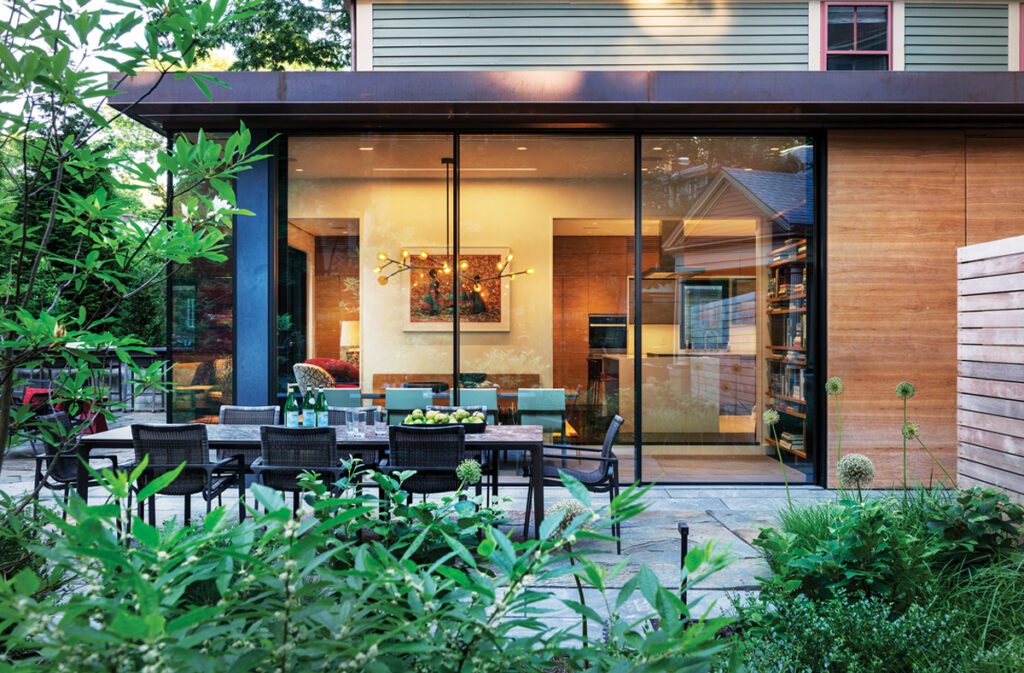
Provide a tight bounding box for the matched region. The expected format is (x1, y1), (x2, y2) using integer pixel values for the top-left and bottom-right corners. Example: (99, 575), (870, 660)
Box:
(78, 423), (548, 536)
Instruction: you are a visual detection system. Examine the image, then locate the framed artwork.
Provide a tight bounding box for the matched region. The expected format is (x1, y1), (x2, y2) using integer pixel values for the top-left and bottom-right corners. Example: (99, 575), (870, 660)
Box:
(402, 246), (511, 332)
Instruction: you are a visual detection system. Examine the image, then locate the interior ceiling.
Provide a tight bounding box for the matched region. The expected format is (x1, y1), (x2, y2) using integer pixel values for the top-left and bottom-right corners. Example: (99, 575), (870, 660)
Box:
(553, 218), (661, 236)
(289, 135), (634, 179)
(290, 218), (359, 237)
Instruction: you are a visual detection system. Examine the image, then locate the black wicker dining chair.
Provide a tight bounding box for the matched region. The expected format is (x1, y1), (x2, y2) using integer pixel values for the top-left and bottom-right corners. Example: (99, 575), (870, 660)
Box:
(425, 405), (496, 504)
(129, 424), (246, 526)
(32, 411), (118, 517)
(523, 414), (625, 553)
(381, 424), (466, 497)
(217, 405), (281, 465)
(252, 426), (345, 511)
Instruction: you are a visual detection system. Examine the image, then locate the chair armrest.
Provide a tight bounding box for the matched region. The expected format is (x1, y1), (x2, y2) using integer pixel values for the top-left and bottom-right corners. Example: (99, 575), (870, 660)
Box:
(543, 443), (605, 454)
(540, 453), (617, 465)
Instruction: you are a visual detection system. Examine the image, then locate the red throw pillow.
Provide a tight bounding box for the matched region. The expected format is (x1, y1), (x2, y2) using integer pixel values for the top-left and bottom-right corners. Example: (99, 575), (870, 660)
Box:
(306, 358), (359, 383)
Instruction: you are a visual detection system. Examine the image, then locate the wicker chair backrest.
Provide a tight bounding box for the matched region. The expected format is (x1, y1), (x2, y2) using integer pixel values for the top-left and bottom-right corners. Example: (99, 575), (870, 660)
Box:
(131, 424), (209, 495)
(387, 424), (465, 494)
(219, 405), (280, 425)
(259, 426), (337, 492)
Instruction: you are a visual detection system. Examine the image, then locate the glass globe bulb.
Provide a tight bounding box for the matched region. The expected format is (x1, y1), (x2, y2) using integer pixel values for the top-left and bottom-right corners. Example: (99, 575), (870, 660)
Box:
(377, 275), (389, 286)
(377, 252), (387, 261)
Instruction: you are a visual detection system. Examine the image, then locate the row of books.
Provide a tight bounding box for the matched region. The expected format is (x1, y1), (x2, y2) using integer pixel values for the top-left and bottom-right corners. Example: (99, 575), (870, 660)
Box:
(777, 431), (804, 452)
(769, 364), (806, 402)
(772, 313), (806, 349)
(767, 396), (805, 417)
(770, 239), (808, 264)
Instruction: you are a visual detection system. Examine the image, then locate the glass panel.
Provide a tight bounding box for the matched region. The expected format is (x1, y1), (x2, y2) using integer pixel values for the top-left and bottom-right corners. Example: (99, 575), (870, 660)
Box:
(640, 137), (816, 484)
(826, 54), (888, 70)
(827, 5), (855, 51)
(282, 135), (454, 412)
(855, 6), (888, 51)
(170, 135), (233, 423)
(458, 135), (637, 480)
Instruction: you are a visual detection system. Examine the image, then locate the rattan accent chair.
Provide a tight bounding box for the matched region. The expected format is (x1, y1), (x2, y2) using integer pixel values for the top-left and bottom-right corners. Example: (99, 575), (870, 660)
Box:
(523, 415), (624, 553)
(252, 426), (345, 510)
(33, 411), (117, 516)
(218, 405), (281, 465)
(129, 424), (246, 526)
(382, 425), (466, 496)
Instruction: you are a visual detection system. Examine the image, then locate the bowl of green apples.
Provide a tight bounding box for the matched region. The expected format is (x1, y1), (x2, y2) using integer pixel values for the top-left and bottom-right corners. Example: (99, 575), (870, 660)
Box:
(402, 408), (487, 433)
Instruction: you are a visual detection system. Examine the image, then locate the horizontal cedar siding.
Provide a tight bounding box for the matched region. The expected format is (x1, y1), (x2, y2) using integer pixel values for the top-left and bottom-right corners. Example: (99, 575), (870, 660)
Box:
(905, 3), (1008, 71)
(957, 235), (1024, 503)
(372, 2), (809, 70)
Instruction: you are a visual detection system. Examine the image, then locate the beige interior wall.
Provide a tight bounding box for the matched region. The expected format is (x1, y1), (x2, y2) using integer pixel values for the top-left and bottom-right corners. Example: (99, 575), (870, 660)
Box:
(288, 177), (632, 391)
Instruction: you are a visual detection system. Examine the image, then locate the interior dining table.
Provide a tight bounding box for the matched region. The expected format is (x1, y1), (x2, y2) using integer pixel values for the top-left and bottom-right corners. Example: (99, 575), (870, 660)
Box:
(78, 423), (548, 537)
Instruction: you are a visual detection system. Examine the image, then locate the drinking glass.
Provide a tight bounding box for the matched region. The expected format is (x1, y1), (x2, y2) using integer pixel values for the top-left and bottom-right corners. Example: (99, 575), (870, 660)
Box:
(374, 408), (388, 437)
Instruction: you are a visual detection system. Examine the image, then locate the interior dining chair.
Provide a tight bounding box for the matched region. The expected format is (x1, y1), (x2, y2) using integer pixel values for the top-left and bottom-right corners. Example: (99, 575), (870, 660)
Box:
(384, 387), (433, 425)
(517, 388), (569, 467)
(322, 388), (361, 408)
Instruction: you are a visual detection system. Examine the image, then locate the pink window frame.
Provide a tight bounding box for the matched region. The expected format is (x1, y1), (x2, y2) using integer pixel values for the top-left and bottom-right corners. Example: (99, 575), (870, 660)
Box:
(821, 1), (893, 70)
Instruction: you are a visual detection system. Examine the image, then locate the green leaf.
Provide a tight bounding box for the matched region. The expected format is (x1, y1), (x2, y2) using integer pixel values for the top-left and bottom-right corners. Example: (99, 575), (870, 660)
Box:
(559, 471), (592, 508)
(137, 462), (186, 501)
(132, 518), (160, 549)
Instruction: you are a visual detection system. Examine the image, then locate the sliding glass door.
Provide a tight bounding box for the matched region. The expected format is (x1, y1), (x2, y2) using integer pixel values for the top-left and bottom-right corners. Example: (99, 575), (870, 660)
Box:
(639, 136), (816, 483)
(274, 132), (817, 484)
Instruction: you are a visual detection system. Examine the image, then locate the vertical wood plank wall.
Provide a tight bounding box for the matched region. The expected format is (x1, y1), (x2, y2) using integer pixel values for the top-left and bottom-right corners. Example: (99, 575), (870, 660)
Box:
(827, 131), (1024, 487)
(957, 235), (1024, 503)
(826, 131), (963, 487)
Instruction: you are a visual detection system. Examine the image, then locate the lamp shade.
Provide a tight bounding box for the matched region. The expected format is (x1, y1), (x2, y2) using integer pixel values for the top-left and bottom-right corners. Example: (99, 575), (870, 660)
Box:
(340, 320), (360, 348)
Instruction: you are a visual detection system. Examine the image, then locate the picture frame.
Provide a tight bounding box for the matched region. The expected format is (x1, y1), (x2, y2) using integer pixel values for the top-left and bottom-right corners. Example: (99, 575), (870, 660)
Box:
(402, 246), (511, 332)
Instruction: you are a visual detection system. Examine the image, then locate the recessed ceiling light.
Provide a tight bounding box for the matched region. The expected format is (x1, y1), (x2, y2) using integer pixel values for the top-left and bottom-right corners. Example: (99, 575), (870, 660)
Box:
(516, 146), (528, 151)
(295, 168), (304, 172)
(641, 167), (649, 172)
(770, 147), (780, 151)
(359, 147), (374, 151)
(652, 146), (663, 151)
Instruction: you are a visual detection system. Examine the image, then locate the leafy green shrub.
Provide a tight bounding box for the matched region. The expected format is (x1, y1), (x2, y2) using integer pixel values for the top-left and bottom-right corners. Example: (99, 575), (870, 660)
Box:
(755, 498), (935, 610)
(724, 590), (967, 673)
(923, 488), (1024, 570)
(0, 463), (737, 672)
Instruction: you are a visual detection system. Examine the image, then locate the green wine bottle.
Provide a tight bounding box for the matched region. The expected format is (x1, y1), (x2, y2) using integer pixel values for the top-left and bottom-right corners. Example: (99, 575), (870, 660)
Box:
(284, 390), (299, 428)
(302, 385), (316, 427)
(315, 389), (329, 427)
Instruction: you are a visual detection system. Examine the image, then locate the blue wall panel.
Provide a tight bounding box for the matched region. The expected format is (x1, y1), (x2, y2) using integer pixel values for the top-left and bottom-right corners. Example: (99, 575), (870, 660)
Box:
(233, 131), (276, 406)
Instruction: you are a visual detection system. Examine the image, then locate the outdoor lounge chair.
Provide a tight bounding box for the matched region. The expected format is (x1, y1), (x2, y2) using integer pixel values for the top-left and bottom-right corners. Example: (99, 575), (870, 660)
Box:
(523, 414), (624, 553)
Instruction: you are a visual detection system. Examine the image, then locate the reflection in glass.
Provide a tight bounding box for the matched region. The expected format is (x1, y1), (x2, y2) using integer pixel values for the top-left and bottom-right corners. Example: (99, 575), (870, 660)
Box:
(640, 137), (815, 483)
(170, 136), (233, 423)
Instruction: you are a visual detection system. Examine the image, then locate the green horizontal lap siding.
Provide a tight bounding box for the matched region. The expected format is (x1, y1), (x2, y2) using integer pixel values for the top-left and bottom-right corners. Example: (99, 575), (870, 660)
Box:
(905, 4), (1008, 71)
(372, 2), (809, 70)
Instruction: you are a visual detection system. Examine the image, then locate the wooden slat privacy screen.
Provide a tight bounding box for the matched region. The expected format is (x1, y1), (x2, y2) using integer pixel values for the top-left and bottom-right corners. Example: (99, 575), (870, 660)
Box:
(957, 234), (1024, 503)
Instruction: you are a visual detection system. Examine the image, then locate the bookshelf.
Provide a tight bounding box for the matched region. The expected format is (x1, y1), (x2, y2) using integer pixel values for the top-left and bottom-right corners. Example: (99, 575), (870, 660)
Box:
(765, 237), (808, 459)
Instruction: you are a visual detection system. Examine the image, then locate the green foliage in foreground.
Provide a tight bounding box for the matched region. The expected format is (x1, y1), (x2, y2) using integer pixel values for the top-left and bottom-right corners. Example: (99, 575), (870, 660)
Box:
(0, 465), (737, 672)
(723, 487), (1024, 673)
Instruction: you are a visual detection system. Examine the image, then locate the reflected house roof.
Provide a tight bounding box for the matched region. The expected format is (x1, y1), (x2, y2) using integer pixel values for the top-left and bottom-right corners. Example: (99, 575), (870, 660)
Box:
(719, 167), (814, 229)
(661, 166), (813, 258)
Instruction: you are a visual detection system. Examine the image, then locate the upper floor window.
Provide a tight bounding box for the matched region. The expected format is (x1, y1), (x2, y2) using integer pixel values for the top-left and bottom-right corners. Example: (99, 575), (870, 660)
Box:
(824, 2), (891, 70)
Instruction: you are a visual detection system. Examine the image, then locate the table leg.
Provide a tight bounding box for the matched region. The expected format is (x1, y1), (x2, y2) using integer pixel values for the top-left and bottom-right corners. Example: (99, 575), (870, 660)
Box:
(530, 441), (544, 539)
(76, 444), (91, 504)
